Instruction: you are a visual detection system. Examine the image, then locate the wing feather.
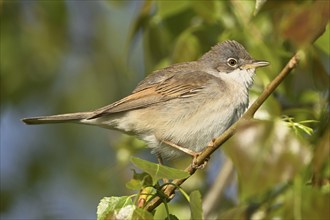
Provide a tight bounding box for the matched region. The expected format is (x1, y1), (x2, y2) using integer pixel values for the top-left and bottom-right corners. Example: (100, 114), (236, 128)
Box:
(88, 70), (216, 119)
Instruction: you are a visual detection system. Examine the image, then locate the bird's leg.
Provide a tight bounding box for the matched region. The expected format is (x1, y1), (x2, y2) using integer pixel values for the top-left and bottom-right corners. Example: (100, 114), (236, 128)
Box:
(156, 154), (169, 183)
(157, 154), (164, 165)
(162, 140), (199, 157)
(162, 140), (208, 169)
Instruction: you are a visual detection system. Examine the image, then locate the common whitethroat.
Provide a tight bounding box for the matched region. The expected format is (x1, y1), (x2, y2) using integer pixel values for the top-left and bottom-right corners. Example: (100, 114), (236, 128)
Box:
(23, 40), (269, 159)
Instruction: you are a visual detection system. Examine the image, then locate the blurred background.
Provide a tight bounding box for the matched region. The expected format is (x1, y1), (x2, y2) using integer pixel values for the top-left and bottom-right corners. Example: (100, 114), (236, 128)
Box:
(1, 1), (329, 219)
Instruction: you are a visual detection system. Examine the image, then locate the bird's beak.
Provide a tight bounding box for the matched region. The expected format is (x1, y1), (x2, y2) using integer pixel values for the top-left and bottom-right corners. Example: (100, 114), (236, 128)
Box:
(241, 60), (270, 69)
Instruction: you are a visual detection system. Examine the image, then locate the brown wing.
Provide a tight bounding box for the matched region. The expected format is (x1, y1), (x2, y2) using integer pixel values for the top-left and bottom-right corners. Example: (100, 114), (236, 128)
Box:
(88, 71), (215, 119)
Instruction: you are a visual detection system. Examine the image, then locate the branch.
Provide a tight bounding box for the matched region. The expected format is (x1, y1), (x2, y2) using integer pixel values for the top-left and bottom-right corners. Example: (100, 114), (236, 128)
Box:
(145, 52), (301, 211)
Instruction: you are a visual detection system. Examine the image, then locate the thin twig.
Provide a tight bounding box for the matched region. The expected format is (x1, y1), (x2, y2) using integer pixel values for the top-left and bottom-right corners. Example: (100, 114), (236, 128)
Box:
(145, 52), (301, 211)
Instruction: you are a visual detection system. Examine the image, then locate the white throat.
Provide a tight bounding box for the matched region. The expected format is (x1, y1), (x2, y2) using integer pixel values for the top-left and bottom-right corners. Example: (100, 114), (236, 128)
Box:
(225, 68), (255, 89)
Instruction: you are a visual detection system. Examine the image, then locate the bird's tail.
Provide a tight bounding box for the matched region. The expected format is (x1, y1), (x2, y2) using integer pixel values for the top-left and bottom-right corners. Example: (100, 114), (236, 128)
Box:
(22, 112), (92, 125)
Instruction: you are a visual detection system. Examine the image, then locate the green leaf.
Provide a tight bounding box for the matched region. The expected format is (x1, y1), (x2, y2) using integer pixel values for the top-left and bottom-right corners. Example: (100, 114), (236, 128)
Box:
(224, 119), (312, 201)
(97, 196), (133, 220)
(277, 179), (330, 219)
(156, 1), (190, 19)
(132, 207), (154, 220)
(282, 116), (318, 136)
(172, 31), (201, 63)
(165, 214), (180, 220)
(315, 23), (330, 54)
(191, 1), (221, 23)
(126, 170), (153, 190)
(131, 157), (190, 185)
(254, 0), (268, 15)
(189, 190), (203, 220)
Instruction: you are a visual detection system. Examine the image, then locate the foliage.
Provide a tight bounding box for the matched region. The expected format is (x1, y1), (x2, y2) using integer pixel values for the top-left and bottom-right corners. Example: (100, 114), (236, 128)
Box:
(1, 0), (329, 219)
(97, 157), (194, 220)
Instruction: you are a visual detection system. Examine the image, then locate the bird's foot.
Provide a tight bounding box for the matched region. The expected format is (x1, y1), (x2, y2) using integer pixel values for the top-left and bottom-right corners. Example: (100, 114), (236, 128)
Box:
(191, 153), (209, 169)
(162, 140), (208, 169)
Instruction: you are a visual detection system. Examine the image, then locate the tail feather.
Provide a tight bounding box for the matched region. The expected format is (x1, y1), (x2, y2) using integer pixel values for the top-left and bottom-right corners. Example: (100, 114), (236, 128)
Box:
(22, 112), (92, 125)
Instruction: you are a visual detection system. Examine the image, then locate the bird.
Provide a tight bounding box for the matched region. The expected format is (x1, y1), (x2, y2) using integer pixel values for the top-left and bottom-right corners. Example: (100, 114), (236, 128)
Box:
(22, 40), (269, 160)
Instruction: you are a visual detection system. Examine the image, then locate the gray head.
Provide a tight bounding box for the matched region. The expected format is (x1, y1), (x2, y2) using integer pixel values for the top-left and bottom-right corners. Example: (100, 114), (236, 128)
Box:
(199, 40), (269, 73)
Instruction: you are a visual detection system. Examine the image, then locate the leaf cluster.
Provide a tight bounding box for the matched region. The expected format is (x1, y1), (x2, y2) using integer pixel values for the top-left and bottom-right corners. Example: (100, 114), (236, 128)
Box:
(97, 157), (201, 220)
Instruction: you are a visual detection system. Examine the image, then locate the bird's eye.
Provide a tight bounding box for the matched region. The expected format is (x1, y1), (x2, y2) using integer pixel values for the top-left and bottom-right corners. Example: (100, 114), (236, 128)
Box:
(227, 58), (238, 67)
